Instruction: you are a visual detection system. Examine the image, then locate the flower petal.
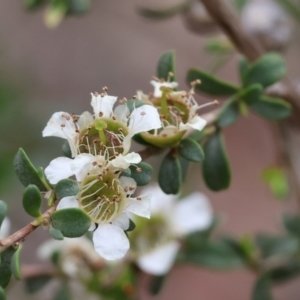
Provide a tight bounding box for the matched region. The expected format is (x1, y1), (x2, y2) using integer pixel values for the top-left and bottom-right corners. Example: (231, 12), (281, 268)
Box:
(42, 112), (77, 140)
(172, 192), (213, 235)
(112, 213), (130, 230)
(179, 115), (207, 131)
(93, 224), (129, 260)
(0, 217), (10, 239)
(128, 105), (162, 136)
(91, 93), (117, 118)
(77, 111), (93, 129)
(111, 152), (141, 169)
(150, 80), (178, 98)
(70, 153), (95, 182)
(114, 104), (130, 124)
(57, 196), (79, 210)
(45, 157), (74, 184)
(137, 241), (180, 275)
(119, 176), (137, 196)
(126, 194), (151, 218)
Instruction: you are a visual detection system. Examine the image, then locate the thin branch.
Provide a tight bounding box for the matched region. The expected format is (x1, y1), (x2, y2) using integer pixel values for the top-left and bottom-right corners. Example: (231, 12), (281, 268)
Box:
(0, 204), (57, 253)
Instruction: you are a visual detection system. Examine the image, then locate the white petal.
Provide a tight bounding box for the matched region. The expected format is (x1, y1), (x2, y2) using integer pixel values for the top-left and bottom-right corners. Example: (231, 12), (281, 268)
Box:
(89, 223), (96, 231)
(70, 153), (95, 182)
(150, 80), (178, 98)
(93, 224), (129, 260)
(77, 111), (93, 129)
(172, 192), (213, 235)
(179, 115), (207, 131)
(57, 196), (79, 210)
(45, 157), (73, 184)
(114, 104), (130, 124)
(0, 217), (10, 239)
(42, 112), (77, 140)
(119, 176), (137, 196)
(126, 194), (151, 218)
(141, 184), (176, 214)
(91, 93), (117, 118)
(111, 152), (141, 169)
(137, 241), (180, 275)
(128, 105), (162, 136)
(112, 213), (130, 230)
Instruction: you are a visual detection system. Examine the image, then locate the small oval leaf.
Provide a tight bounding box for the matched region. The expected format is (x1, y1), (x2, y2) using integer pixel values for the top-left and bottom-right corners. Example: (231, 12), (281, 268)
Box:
(22, 185), (43, 218)
(129, 162), (153, 186)
(187, 68), (239, 96)
(244, 53), (286, 88)
(11, 244), (22, 280)
(217, 98), (240, 127)
(239, 84), (263, 105)
(25, 275), (52, 293)
(248, 96), (291, 120)
(158, 151), (182, 194)
(0, 247), (16, 288)
(178, 138), (205, 162)
(13, 148), (47, 191)
(49, 227), (64, 240)
(54, 179), (79, 200)
(51, 208), (91, 238)
(202, 132), (231, 191)
(252, 276), (273, 300)
(0, 286), (5, 300)
(157, 50), (176, 81)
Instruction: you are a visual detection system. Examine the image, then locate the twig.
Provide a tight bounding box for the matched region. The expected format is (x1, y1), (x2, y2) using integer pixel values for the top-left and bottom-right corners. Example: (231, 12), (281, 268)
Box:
(0, 205), (57, 253)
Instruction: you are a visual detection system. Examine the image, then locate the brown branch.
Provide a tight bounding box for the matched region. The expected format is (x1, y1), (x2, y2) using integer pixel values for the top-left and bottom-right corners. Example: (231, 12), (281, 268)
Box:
(0, 205), (57, 253)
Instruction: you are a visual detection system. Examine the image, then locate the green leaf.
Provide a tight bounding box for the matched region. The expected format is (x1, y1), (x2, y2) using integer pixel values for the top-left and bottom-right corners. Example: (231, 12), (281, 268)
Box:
(234, 0), (248, 10)
(49, 226), (64, 240)
(68, 0), (90, 14)
(0, 201), (7, 228)
(179, 157), (190, 182)
(120, 168), (131, 178)
(11, 244), (22, 280)
(54, 179), (79, 200)
(25, 0), (46, 10)
(53, 283), (72, 300)
(239, 56), (250, 86)
(255, 234), (298, 258)
(178, 138), (205, 162)
(129, 162), (153, 186)
(217, 98), (240, 127)
(0, 287), (5, 300)
(268, 262), (300, 283)
(158, 151), (182, 194)
(239, 84), (263, 105)
(252, 276), (273, 300)
(51, 208), (91, 238)
(22, 185), (42, 218)
(261, 167), (289, 200)
(0, 247), (16, 288)
(13, 148), (47, 191)
(202, 132), (231, 191)
(187, 68), (239, 96)
(184, 240), (245, 269)
(244, 53), (286, 88)
(157, 50), (176, 81)
(247, 96), (291, 120)
(25, 275), (52, 293)
(137, 1), (190, 20)
(282, 214), (300, 237)
(62, 141), (72, 158)
(150, 275), (165, 295)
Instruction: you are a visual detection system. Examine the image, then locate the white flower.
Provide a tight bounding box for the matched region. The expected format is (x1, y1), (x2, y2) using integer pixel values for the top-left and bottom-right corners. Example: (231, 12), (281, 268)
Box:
(150, 80), (178, 98)
(56, 177), (151, 261)
(123, 105), (162, 153)
(37, 236), (102, 278)
(91, 93), (118, 118)
(110, 152), (142, 169)
(134, 184), (213, 275)
(0, 217), (10, 239)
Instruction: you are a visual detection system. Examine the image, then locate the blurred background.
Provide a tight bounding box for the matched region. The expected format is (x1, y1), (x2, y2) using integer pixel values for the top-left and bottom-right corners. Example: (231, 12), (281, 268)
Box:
(1, 0), (300, 299)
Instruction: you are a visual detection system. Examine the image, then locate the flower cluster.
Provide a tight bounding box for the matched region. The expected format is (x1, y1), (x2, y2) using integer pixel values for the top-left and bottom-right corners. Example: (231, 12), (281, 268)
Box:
(43, 89), (161, 260)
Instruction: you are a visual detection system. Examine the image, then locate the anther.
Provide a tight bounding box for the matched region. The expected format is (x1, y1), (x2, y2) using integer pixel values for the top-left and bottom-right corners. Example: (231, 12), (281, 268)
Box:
(99, 112), (104, 117)
(136, 167), (142, 172)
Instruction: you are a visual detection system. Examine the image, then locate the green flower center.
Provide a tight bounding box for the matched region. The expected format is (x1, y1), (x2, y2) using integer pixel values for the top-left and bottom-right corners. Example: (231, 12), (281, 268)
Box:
(78, 173), (126, 223)
(78, 118), (129, 158)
